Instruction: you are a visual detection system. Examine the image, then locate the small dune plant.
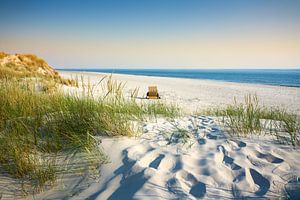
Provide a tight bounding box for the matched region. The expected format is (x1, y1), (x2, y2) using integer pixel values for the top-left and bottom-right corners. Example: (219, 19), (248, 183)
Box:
(201, 94), (299, 146)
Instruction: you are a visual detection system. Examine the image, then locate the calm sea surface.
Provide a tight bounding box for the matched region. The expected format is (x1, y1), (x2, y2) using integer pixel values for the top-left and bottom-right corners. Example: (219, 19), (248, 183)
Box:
(59, 69), (300, 87)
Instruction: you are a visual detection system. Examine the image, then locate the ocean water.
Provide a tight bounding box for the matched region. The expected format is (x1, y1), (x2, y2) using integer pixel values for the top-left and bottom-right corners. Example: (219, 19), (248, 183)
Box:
(60, 69), (300, 87)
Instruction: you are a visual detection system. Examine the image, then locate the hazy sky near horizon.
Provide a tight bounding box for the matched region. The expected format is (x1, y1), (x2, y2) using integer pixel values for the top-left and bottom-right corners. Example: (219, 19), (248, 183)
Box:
(0, 0), (299, 68)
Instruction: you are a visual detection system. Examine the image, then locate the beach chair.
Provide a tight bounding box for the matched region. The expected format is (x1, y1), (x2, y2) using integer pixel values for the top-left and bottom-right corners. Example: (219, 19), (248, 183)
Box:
(146, 86), (160, 99)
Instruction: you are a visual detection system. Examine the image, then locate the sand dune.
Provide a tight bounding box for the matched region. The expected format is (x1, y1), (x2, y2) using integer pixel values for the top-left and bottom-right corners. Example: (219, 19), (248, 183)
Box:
(69, 116), (300, 199)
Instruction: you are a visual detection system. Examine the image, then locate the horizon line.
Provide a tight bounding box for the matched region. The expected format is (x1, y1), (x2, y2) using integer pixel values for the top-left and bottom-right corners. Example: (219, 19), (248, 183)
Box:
(56, 67), (300, 70)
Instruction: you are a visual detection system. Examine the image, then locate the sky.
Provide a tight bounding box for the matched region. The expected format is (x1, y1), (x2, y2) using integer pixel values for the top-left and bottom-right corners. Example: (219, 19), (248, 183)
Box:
(0, 0), (299, 69)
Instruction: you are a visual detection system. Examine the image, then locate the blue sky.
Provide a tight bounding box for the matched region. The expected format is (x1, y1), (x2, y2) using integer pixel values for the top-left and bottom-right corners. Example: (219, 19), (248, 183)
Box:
(0, 0), (299, 68)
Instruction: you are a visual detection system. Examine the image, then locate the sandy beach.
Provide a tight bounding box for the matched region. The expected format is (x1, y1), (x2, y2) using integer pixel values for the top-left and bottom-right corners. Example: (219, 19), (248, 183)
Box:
(27, 71), (297, 199)
(60, 71), (300, 114)
(1, 70), (298, 199)
(2, 1), (300, 199)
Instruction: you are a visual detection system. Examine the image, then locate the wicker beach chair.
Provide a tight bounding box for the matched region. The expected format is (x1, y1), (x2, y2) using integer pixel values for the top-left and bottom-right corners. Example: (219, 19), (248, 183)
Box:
(146, 86), (160, 99)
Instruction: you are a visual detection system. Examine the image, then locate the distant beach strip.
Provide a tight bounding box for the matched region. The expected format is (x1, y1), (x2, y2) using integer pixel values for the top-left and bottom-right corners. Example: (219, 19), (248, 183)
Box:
(58, 69), (300, 87)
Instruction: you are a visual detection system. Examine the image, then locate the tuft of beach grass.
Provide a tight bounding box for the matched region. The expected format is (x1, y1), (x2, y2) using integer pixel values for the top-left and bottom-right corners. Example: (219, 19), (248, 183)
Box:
(0, 74), (179, 194)
(199, 94), (299, 146)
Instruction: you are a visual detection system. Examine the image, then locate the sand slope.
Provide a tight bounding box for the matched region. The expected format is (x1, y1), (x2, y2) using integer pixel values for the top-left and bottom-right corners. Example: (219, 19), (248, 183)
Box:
(71, 116), (300, 199)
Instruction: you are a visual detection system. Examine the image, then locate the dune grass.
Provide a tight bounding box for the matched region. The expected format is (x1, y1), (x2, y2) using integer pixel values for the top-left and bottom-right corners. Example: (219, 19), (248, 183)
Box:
(0, 75), (179, 193)
(201, 94), (299, 146)
(0, 52), (77, 89)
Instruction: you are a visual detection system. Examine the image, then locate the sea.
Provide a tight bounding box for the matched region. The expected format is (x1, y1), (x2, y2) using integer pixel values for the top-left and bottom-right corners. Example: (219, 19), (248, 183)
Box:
(59, 69), (300, 87)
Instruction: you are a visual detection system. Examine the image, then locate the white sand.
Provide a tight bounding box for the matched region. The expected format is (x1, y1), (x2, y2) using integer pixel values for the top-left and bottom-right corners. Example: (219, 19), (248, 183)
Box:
(3, 71), (299, 199)
(67, 116), (300, 199)
(59, 71), (300, 114)
(60, 71), (300, 199)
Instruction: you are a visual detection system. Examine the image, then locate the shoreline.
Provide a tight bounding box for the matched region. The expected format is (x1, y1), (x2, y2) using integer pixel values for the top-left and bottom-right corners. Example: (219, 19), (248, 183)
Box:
(57, 69), (300, 88)
(59, 70), (300, 115)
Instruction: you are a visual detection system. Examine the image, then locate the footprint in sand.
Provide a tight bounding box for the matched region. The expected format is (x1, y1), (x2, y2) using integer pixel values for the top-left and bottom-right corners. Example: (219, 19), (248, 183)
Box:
(149, 154), (165, 169)
(247, 155), (267, 168)
(218, 145), (242, 170)
(167, 178), (188, 198)
(223, 155), (242, 170)
(174, 170), (207, 198)
(136, 150), (160, 168)
(197, 138), (206, 145)
(158, 154), (182, 173)
(252, 150), (284, 164)
(206, 133), (218, 140)
(284, 175), (300, 199)
(189, 182), (206, 198)
(217, 145), (270, 197)
(248, 168), (270, 196)
(232, 168), (270, 197)
(126, 143), (155, 161)
(201, 167), (218, 177)
(217, 145), (227, 155)
(235, 140), (246, 148)
(232, 170), (246, 183)
(199, 158), (208, 166)
(228, 139), (247, 149)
